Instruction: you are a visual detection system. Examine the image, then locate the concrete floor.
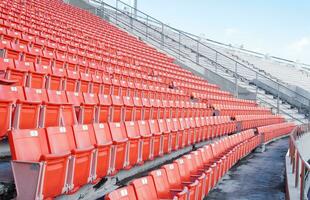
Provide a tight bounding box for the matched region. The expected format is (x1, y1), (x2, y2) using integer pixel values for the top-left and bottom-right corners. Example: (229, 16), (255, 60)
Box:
(206, 138), (288, 200)
(296, 133), (310, 161)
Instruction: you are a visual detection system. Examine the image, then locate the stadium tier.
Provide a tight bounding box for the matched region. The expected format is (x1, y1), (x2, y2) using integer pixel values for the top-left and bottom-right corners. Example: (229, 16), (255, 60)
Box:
(95, 0), (309, 124)
(0, 0), (301, 199)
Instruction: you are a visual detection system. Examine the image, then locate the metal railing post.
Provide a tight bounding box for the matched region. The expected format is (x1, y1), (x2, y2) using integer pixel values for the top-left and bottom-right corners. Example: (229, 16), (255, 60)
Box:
(115, 0), (118, 25)
(130, 7), (133, 30)
(161, 23), (164, 47)
(102, 4), (105, 19)
(146, 16), (149, 40)
(295, 154), (299, 187)
(255, 72), (258, 102)
(133, 0), (137, 18)
(277, 83), (280, 114)
(308, 100), (310, 123)
(178, 32), (181, 59)
(300, 162), (305, 200)
(235, 62), (238, 98)
(196, 39), (199, 64)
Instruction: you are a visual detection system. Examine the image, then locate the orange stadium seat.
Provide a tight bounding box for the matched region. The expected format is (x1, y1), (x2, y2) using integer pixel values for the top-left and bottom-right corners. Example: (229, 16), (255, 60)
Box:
(0, 0), (296, 198)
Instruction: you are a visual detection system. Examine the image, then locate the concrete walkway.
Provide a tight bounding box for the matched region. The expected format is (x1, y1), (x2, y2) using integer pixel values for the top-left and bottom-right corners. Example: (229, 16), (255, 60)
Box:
(206, 138), (288, 200)
(296, 133), (310, 162)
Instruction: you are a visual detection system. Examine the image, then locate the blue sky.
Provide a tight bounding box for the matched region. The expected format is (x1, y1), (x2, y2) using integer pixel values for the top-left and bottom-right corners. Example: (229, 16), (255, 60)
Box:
(107, 0), (310, 64)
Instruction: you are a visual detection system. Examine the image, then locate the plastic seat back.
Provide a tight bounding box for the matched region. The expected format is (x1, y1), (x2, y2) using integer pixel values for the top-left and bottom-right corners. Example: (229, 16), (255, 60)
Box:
(124, 121), (140, 139)
(108, 122), (127, 142)
(98, 94), (112, 123)
(66, 91), (83, 106)
(174, 158), (191, 182)
(47, 90), (67, 104)
(105, 185), (137, 200)
(162, 163), (183, 190)
(137, 120), (151, 137)
(45, 126), (74, 154)
(72, 124), (93, 149)
(24, 88), (48, 102)
(149, 169), (173, 199)
(149, 119), (160, 135)
(131, 176), (158, 200)
(111, 95), (123, 122)
(0, 85), (25, 103)
(91, 123), (113, 146)
(9, 129), (49, 161)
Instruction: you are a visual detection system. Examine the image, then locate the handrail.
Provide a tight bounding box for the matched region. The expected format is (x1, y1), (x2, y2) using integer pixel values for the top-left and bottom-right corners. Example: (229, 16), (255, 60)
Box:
(97, 5), (262, 90)
(183, 30), (310, 68)
(86, 0), (310, 120)
(92, 0), (310, 107)
(85, 0), (310, 118)
(257, 97), (305, 124)
(288, 124), (310, 200)
(93, 5), (310, 124)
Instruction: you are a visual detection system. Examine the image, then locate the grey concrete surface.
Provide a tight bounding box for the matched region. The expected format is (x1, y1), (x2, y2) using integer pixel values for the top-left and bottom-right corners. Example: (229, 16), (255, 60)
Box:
(296, 133), (310, 161)
(207, 138), (288, 200)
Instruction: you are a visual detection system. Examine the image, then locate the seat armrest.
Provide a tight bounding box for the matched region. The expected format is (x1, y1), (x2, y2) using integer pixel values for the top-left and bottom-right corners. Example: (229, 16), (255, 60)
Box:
(16, 99), (41, 105)
(42, 101), (62, 106)
(170, 189), (183, 193)
(72, 146), (94, 154)
(128, 135), (140, 140)
(113, 138), (128, 144)
(181, 181), (192, 185)
(0, 78), (18, 85)
(141, 134), (152, 138)
(153, 132), (162, 136)
(95, 141), (113, 148)
(81, 102), (97, 106)
(40, 152), (71, 161)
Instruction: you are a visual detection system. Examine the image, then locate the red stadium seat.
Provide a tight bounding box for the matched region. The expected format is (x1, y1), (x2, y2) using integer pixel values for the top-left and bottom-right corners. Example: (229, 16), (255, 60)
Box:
(0, 0), (292, 198)
(142, 97), (151, 120)
(80, 72), (91, 93)
(46, 126), (93, 193)
(90, 123), (113, 180)
(137, 120), (153, 161)
(123, 96), (134, 121)
(131, 176), (158, 200)
(148, 119), (162, 157)
(133, 97), (143, 121)
(174, 158), (200, 200)
(0, 85), (40, 138)
(158, 118), (171, 154)
(105, 185), (137, 200)
(45, 89), (76, 127)
(149, 169), (187, 199)
(108, 122), (129, 173)
(97, 94), (112, 123)
(111, 95), (123, 122)
(9, 128), (70, 199)
(124, 121), (142, 166)
(66, 69), (80, 92)
(81, 92), (98, 124)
